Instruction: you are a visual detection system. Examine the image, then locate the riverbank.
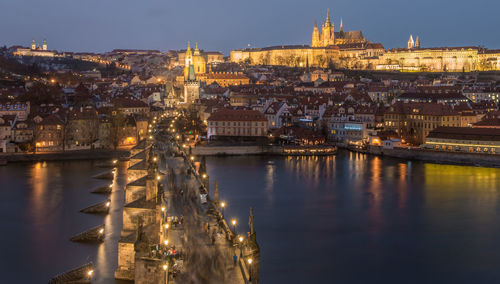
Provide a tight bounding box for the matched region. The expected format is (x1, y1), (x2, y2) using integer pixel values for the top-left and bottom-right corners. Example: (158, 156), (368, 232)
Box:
(356, 145), (500, 168)
(0, 149), (130, 163)
(192, 145), (337, 156)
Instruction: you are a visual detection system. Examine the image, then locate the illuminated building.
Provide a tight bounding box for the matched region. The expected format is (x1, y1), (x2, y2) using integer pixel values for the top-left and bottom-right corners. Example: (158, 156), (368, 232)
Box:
(422, 127), (500, 154)
(384, 102), (461, 145)
(13, 39), (56, 57)
(206, 109), (268, 140)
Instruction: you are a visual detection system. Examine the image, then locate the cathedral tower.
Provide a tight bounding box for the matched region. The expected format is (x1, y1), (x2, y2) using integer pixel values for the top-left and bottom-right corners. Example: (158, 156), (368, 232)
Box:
(321, 9), (335, 46)
(415, 36), (421, 48)
(311, 20), (320, 47)
(42, 39), (47, 51)
(31, 39), (36, 50)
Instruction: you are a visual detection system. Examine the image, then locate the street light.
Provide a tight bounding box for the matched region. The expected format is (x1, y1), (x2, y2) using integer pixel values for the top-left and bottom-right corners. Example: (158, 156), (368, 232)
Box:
(231, 219), (237, 234)
(157, 175), (161, 181)
(87, 269), (94, 278)
(163, 263), (168, 284)
(164, 239), (168, 246)
(220, 201), (225, 216)
(202, 174), (207, 179)
(248, 258), (253, 282)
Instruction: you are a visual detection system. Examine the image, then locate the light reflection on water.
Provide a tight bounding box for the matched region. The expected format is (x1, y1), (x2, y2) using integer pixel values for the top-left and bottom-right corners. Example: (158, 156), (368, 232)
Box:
(0, 160), (126, 283)
(206, 151), (500, 284)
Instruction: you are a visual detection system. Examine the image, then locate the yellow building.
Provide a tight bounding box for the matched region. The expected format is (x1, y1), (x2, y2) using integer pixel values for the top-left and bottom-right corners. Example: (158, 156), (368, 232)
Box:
(183, 42), (206, 79)
(377, 46), (480, 72)
(231, 45), (341, 68)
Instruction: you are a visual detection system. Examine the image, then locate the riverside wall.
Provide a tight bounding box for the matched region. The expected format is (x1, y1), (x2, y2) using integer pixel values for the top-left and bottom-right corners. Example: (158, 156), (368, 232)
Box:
(0, 149), (130, 163)
(192, 145), (273, 156)
(366, 146), (500, 168)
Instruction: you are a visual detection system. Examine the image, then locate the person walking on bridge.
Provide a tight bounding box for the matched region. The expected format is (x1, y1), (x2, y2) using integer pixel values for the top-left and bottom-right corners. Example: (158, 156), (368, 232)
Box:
(233, 253), (238, 267)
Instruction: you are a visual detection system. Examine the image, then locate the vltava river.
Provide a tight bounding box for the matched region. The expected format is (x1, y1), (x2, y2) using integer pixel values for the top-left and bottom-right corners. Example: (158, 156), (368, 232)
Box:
(1, 151), (500, 283)
(0, 160), (127, 284)
(206, 151), (500, 284)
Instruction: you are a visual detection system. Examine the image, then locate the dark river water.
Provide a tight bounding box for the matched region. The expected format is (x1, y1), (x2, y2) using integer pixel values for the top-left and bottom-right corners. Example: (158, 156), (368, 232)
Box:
(1, 151), (500, 283)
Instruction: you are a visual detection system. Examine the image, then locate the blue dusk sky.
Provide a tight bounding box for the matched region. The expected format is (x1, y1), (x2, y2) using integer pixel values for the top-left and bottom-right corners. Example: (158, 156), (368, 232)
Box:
(0, 0), (498, 54)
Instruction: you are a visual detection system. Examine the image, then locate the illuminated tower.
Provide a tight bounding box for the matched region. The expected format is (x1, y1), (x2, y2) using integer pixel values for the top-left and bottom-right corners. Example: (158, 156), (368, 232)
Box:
(184, 42), (193, 79)
(312, 20), (320, 47)
(415, 36), (421, 48)
(321, 9), (335, 46)
(340, 18), (343, 32)
(31, 39), (36, 50)
(184, 64), (200, 104)
(408, 35), (415, 49)
(42, 39), (47, 51)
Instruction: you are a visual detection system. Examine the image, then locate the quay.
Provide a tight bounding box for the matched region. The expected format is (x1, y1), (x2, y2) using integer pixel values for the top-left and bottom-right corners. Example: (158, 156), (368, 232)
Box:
(114, 113), (260, 283)
(192, 144), (337, 156)
(347, 145), (500, 168)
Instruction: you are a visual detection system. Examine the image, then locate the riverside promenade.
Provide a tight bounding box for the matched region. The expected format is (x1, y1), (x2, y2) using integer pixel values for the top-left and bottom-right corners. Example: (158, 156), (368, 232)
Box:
(114, 113), (259, 284)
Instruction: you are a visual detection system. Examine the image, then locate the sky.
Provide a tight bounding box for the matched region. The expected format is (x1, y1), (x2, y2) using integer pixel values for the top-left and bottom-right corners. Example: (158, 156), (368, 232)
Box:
(1, 0), (499, 55)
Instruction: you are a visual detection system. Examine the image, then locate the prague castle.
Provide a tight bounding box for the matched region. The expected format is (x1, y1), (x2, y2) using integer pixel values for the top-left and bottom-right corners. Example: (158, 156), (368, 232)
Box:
(230, 10), (381, 68)
(230, 9), (500, 72)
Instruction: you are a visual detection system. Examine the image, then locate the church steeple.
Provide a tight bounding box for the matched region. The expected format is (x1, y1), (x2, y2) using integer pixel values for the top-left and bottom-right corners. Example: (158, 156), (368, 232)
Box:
(408, 35), (415, 49)
(194, 42), (200, 56)
(415, 36), (421, 48)
(186, 41), (192, 57)
(42, 39), (47, 51)
(340, 18), (343, 32)
(31, 39), (36, 50)
(326, 8), (331, 25)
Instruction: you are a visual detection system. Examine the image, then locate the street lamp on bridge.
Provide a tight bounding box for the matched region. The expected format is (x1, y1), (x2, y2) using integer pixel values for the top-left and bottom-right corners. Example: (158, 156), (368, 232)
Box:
(231, 219), (237, 234)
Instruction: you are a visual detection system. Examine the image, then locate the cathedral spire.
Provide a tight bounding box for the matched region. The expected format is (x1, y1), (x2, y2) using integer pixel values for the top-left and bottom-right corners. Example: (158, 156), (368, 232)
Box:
(340, 18), (343, 32)
(326, 8), (331, 25)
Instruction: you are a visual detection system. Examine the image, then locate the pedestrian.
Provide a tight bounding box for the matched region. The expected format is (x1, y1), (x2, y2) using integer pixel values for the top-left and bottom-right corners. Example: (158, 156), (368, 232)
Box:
(233, 253), (238, 266)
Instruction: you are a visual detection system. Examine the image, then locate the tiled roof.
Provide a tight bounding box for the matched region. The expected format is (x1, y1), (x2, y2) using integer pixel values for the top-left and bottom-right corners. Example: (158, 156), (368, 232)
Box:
(427, 127), (500, 141)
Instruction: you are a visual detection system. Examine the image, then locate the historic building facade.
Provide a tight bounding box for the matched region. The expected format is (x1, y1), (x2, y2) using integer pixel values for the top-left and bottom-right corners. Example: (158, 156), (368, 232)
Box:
(312, 9), (367, 47)
(230, 10), (500, 72)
